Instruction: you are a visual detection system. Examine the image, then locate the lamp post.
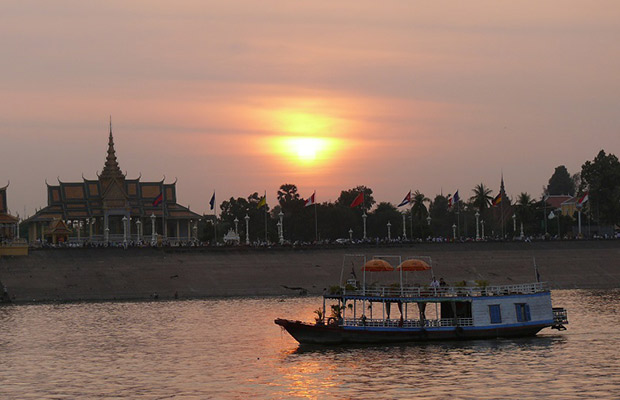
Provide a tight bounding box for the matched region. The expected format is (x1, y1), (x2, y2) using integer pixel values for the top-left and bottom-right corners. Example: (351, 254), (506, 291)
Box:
(348, 228), (353, 242)
(387, 221), (391, 241)
(426, 215), (431, 225)
(104, 227), (109, 244)
(136, 219), (142, 242)
(234, 217), (239, 235)
(512, 214), (517, 234)
(520, 221), (524, 239)
(452, 223), (457, 240)
(556, 208), (561, 239)
(278, 211), (284, 244)
(150, 213), (157, 245)
(481, 220), (485, 239)
(244, 214), (250, 245)
(362, 212), (367, 240)
(122, 216), (128, 245)
(402, 213), (407, 240)
(193, 221), (198, 243)
(475, 211), (480, 240)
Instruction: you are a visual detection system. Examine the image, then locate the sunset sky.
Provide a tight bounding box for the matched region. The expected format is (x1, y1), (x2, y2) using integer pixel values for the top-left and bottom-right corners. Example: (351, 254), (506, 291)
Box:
(1, 1), (619, 216)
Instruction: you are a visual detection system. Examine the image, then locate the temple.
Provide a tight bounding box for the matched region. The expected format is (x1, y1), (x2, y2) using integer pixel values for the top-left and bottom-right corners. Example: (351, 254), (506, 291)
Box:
(24, 123), (201, 244)
(0, 182), (19, 242)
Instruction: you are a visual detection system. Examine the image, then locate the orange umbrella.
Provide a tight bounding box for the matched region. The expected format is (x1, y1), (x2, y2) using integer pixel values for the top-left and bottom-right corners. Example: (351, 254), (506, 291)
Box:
(362, 259), (394, 271)
(397, 259), (431, 271)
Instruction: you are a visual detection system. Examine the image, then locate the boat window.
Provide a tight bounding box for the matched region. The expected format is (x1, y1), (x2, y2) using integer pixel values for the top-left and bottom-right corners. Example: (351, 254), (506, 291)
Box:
(489, 305), (502, 324)
(515, 303), (531, 322)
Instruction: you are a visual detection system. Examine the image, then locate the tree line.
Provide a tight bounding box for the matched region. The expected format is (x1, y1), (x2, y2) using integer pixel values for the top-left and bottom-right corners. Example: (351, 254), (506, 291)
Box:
(198, 150), (620, 243)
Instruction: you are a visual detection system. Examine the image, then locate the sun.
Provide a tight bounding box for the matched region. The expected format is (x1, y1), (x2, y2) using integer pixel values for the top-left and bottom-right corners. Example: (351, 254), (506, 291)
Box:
(284, 137), (331, 163)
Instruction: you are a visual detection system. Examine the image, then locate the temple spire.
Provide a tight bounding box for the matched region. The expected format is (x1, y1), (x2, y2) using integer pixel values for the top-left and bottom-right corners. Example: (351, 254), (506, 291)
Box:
(100, 117), (123, 180)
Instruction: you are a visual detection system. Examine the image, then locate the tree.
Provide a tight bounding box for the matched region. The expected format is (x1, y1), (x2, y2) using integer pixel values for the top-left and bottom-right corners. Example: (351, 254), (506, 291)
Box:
(411, 190), (430, 237)
(470, 183), (493, 212)
(546, 165), (575, 196)
(277, 184), (301, 205)
(336, 186), (376, 210)
(515, 192), (537, 235)
(429, 194), (450, 237)
(581, 150), (620, 225)
(368, 202), (402, 239)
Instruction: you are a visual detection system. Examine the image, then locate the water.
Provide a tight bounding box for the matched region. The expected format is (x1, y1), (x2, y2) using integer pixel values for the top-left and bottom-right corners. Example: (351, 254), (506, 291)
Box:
(0, 290), (618, 399)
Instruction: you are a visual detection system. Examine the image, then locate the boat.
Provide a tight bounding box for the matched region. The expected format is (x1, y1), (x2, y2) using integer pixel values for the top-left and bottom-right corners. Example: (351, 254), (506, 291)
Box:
(275, 254), (568, 345)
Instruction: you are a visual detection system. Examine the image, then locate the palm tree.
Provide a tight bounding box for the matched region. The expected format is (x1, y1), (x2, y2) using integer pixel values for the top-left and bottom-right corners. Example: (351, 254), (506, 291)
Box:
(470, 183), (493, 212)
(515, 192), (536, 226)
(411, 190), (430, 236)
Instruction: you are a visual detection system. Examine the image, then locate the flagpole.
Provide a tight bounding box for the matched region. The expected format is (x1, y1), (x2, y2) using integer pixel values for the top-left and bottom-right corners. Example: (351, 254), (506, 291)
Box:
(314, 192), (318, 242)
(213, 196), (217, 244)
(456, 195), (460, 239)
(162, 187), (165, 241)
(264, 190), (268, 243)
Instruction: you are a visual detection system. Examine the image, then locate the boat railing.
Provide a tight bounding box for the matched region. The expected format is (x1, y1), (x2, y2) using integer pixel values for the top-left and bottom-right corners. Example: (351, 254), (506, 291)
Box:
(343, 317), (474, 328)
(341, 282), (547, 298)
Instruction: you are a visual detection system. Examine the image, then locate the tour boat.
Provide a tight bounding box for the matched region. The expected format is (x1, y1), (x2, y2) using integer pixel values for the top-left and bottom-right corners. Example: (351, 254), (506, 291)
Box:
(275, 255), (568, 345)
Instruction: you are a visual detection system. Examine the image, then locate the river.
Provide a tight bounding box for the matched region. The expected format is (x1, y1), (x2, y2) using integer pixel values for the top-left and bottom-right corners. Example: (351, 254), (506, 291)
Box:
(0, 289), (618, 399)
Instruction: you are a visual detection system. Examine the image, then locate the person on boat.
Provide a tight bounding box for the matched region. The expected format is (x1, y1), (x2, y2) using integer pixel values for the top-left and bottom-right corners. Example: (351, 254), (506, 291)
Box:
(430, 277), (440, 288)
(439, 278), (447, 287)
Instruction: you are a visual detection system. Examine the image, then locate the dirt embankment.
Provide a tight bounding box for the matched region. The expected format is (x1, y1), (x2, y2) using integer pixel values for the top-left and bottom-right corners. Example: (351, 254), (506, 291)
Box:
(0, 241), (619, 303)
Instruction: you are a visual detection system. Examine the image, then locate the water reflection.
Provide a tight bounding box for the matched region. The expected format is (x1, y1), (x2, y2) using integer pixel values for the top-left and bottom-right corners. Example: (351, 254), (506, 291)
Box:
(0, 290), (618, 399)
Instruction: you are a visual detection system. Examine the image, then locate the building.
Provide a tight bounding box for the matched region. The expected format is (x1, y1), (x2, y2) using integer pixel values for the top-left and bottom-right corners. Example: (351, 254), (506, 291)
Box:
(0, 183), (19, 242)
(24, 124), (201, 244)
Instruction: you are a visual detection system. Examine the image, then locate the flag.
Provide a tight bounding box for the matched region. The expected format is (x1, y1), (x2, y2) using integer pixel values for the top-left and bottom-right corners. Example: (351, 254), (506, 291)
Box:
(447, 194), (452, 208)
(152, 192), (163, 207)
(304, 191), (316, 207)
(209, 192), (215, 210)
(397, 191), (411, 207)
(350, 192), (364, 208)
(577, 192), (589, 206)
(257, 196), (266, 209)
(492, 192), (502, 206)
(453, 190), (460, 205)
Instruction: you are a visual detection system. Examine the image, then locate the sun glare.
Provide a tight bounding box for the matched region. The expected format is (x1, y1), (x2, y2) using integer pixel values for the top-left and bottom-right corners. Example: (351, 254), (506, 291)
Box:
(254, 104), (355, 169)
(286, 137), (331, 163)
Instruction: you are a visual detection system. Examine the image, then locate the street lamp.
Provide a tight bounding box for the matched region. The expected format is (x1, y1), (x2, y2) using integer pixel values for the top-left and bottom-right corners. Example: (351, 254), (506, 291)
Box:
(136, 219), (142, 242)
(475, 211), (480, 240)
(512, 214), (517, 234)
(150, 213), (157, 245)
(402, 213), (407, 240)
(122, 216), (128, 245)
(481, 220), (485, 239)
(387, 221), (392, 241)
(234, 217), (239, 235)
(278, 211), (284, 244)
(244, 214), (250, 245)
(452, 223), (457, 240)
(426, 215), (431, 225)
(362, 212), (367, 240)
(348, 228), (353, 242)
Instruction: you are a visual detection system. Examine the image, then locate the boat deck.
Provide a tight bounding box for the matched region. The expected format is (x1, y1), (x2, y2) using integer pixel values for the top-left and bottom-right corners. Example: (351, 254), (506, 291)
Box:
(326, 282), (547, 301)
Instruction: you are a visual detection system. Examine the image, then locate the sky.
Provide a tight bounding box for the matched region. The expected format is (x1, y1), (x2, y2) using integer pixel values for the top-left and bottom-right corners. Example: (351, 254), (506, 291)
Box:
(1, 1), (619, 217)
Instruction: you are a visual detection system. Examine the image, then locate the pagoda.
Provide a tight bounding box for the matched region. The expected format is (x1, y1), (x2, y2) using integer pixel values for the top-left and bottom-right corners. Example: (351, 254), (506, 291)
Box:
(24, 122), (201, 244)
(0, 182), (19, 242)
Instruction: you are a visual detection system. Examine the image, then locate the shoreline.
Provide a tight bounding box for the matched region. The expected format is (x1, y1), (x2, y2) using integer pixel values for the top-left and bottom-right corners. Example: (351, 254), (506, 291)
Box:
(1, 240), (619, 303)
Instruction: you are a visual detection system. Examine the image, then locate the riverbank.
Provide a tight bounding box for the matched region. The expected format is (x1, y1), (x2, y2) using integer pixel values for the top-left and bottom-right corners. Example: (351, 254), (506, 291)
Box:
(0, 240), (619, 303)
